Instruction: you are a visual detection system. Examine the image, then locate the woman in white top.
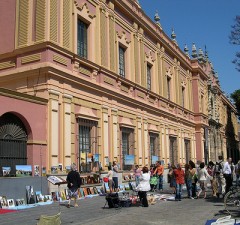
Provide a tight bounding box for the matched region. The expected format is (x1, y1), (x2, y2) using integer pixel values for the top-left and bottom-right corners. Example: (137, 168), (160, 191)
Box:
(197, 162), (212, 199)
(136, 166), (151, 207)
(107, 165), (113, 193)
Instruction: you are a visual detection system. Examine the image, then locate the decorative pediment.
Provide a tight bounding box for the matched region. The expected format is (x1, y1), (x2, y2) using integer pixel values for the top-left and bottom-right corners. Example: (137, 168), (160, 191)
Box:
(74, 1), (96, 19)
(145, 50), (155, 63)
(181, 79), (186, 87)
(166, 67), (173, 77)
(116, 31), (131, 45)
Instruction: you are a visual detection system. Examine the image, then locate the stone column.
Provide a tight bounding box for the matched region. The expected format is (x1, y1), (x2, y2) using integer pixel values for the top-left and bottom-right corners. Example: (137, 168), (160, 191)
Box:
(63, 94), (72, 168)
(137, 116), (143, 166)
(48, 90), (60, 170)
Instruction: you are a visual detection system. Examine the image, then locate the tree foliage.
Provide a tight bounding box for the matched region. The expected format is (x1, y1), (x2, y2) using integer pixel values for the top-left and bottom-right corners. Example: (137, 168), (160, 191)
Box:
(230, 89), (240, 117)
(229, 16), (240, 72)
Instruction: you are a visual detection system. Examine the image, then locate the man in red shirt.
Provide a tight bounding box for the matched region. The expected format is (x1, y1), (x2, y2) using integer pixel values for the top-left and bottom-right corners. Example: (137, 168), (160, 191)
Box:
(173, 163), (185, 201)
(153, 161), (164, 191)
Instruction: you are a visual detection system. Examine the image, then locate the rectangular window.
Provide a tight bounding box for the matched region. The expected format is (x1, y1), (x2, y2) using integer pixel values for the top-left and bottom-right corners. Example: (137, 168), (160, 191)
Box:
(182, 87), (185, 107)
(167, 77), (171, 100)
(119, 46), (125, 77)
(149, 133), (159, 165)
(201, 95), (204, 113)
(78, 119), (98, 173)
(121, 127), (134, 170)
(77, 19), (88, 58)
(147, 64), (151, 91)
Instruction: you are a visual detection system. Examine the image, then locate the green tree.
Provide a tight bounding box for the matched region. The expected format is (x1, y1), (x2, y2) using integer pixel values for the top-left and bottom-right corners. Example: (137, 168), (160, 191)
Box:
(229, 16), (240, 72)
(230, 89), (240, 118)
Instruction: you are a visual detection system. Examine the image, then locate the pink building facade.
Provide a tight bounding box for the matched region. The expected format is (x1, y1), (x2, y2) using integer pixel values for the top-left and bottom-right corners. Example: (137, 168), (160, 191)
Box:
(0, 0), (238, 175)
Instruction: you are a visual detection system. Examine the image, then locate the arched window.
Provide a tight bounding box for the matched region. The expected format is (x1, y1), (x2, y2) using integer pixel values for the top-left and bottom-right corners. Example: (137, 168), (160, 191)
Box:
(0, 113), (27, 176)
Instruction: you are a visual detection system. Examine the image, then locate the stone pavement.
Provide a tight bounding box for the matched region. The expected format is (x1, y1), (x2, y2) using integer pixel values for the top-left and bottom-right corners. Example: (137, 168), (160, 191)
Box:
(0, 187), (231, 225)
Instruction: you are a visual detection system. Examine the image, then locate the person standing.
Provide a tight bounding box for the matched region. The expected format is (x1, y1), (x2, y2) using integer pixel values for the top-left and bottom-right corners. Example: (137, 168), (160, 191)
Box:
(136, 166), (151, 207)
(168, 164), (176, 194)
(153, 161), (164, 191)
(214, 155), (226, 197)
(207, 161), (218, 197)
(173, 163), (185, 201)
(134, 165), (141, 187)
(189, 160), (197, 198)
(66, 163), (81, 208)
(235, 160), (240, 186)
(197, 162), (212, 199)
(223, 157), (233, 194)
(185, 164), (193, 199)
(107, 165), (113, 193)
(112, 161), (119, 192)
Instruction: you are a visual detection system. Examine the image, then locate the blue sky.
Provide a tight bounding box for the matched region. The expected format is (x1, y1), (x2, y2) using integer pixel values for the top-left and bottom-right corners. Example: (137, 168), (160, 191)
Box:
(139, 0), (240, 95)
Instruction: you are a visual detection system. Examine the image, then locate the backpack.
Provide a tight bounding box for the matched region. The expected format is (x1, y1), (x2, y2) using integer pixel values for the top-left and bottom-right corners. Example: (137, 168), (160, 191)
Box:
(215, 161), (223, 174)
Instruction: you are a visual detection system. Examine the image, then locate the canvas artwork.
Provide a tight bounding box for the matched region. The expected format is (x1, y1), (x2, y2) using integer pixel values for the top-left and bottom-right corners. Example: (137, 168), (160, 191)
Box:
(35, 191), (44, 203)
(124, 155), (135, 165)
(51, 166), (58, 174)
(2, 167), (11, 177)
(47, 176), (66, 185)
(7, 199), (15, 208)
(0, 196), (8, 208)
(16, 165), (32, 177)
(58, 164), (63, 172)
(26, 186), (35, 204)
(59, 190), (66, 201)
(79, 188), (84, 197)
(42, 167), (46, 176)
(16, 198), (26, 206)
(51, 192), (59, 201)
(65, 166), (71, 173)
(34, 165), (40, 176)
(43, 195), (52, 202)
(93, 187), (98, 195)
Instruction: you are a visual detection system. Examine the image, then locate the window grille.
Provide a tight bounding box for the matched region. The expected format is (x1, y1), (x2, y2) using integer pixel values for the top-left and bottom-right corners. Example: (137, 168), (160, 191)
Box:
(77, 118), (98, 173)
(182, 87), (185, 107)
(77, 20), (88, 58)
(121, 127), (134, 170)
(149, 133), (159, 165)
(167, 77), (171, 100)
(147, 64), (151, 90)
(119, 46), (125, 77)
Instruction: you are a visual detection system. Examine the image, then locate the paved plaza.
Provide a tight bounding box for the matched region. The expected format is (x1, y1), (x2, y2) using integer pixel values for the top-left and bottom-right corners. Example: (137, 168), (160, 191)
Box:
(0, 188), (233, 225)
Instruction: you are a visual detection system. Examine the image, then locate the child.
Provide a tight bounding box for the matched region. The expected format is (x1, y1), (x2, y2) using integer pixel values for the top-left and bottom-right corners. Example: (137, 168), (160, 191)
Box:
(134, 165), (141, 186)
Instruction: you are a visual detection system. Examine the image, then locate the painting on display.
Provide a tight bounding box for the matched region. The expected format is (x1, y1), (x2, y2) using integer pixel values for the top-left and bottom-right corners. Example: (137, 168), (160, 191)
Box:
(124, 155), (135, 165)
(51, 166), (58, 174)
(65, 166), (71, 173)
(26, 186), (35, 204)
(151, 156), (159, 165)
(34, 165), (40, 176)
(2, 167), (11, 177)
(94, 154), (99, 162)
(16, 165), (32, 177)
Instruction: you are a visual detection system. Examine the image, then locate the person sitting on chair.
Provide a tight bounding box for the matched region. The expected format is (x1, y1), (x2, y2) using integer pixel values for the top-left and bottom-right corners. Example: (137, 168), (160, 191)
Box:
(136, 166), (151, 207)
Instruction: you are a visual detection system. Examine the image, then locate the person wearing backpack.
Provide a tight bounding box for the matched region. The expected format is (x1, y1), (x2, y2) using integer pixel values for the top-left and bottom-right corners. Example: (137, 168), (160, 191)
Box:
(214, 155), (226, 197)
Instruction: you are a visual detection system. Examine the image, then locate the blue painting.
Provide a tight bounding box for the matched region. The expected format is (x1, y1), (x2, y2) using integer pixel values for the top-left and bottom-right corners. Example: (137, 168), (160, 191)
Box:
(94, 154), (99, 162)
(124, 155), (135, 165)
(151, 156), (159, 165)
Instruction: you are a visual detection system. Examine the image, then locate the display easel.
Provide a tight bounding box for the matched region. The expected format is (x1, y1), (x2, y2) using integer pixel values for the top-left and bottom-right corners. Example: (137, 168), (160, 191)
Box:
(47, 176), (67, 212)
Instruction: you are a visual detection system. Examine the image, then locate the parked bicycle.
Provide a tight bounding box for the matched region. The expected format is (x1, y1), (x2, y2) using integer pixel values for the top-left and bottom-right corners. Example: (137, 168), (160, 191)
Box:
(224, 185), (240, 216)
